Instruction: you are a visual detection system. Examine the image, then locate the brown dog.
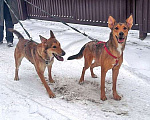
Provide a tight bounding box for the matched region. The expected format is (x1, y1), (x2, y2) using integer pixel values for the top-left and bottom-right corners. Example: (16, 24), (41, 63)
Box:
(9, 29), (65, 98)
(68, 15), (133, 101)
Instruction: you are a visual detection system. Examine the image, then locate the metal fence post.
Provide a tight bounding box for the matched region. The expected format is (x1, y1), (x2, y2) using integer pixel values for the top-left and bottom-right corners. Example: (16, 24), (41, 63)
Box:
(139, 0), (147, 40)
(17, 0), (28, 20)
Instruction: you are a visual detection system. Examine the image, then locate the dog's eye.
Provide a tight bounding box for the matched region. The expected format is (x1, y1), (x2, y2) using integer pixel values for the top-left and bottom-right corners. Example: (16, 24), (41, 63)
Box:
(115, 27), (118, 30)
(123, 27), (127, 30)
(53, 46), (56, 48)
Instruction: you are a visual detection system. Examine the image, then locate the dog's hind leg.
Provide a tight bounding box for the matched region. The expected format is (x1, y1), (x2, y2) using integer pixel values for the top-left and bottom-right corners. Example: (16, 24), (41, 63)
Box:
(14, 48), (24, 80)
(90, 62), (99, 78)
(79, 55), (93, 84)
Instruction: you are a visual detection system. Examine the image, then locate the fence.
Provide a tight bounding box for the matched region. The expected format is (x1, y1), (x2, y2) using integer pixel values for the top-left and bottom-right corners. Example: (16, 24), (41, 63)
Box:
(17, 0), (150, 40)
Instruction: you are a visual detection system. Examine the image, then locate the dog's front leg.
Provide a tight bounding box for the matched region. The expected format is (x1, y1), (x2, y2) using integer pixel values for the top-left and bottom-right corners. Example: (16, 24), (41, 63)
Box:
(47, 64), (55, 83)
(112, 68), (121, 100)
(101, 67), (108, 101)
(36, 67), (55, 98)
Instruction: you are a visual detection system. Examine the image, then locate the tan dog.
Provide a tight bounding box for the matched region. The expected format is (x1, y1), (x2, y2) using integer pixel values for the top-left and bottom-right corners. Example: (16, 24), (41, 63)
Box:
(68, 15), (133, 101)
(9, 29), (65, 98)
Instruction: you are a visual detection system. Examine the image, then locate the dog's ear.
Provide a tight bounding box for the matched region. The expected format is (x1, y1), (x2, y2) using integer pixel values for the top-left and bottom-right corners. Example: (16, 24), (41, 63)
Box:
(50, 30), (55, 38)
(39, 35), (47, 43)
(126, 15), (133, 30)
(108, 16), (116, 29)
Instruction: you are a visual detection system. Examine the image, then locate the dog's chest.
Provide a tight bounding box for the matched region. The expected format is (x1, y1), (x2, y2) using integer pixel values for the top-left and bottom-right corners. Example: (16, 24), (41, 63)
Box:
(46, 57), (54, 65)
(117, 44), (122, 55)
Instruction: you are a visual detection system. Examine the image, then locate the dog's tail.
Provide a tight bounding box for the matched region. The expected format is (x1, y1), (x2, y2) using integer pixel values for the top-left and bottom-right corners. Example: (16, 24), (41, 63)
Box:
(8, 28), (24, 39)
(67, 45), (86, 60)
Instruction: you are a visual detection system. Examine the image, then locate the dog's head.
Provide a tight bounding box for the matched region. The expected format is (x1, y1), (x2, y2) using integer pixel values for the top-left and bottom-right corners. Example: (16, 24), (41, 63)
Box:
(108, 15), (133, 44)
(39, 30), (65, 61)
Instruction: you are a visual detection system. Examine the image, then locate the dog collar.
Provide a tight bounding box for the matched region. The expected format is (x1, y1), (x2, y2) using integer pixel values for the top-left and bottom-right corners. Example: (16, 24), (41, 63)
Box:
(45, 57), (54, 65)
(97, 41), (119, 67)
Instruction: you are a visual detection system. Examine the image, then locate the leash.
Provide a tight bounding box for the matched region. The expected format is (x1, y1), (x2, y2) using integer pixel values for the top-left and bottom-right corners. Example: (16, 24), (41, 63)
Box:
(4, 0), (33, 41)
(24, 0), (97, 41)
(97, 41), (119, 67)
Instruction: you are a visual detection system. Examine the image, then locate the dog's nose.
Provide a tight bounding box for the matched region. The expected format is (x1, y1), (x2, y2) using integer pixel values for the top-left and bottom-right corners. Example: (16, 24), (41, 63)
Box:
(62, 50), (66, 56)
(119, 32), (124, 36)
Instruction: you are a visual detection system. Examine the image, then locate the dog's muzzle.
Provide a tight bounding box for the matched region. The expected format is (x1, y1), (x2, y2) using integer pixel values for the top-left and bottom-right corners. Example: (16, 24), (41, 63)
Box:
(116, 32), (125, 43)
(52, 50), (65, 61)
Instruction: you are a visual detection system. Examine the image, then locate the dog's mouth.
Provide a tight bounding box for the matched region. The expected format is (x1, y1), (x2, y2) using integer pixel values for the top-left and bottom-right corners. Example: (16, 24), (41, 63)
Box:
(52, 53), (64, 61)
(115, 35), (125, 43)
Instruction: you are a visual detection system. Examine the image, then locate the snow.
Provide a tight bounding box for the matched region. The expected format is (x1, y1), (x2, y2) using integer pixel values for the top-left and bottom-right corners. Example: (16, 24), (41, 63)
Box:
(0, 19), (150, 120)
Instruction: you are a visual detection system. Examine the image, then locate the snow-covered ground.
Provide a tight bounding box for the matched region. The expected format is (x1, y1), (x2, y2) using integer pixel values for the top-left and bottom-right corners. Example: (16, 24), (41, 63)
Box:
(0, 19), (150, 120)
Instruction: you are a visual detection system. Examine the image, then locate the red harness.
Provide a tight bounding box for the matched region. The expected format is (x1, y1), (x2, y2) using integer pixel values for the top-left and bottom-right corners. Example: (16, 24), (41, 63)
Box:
(97, 41), (119, 67)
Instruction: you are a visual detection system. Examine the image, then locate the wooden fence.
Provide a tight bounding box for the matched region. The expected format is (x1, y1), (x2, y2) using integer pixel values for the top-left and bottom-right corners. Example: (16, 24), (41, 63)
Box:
(17, 0), (150, 40)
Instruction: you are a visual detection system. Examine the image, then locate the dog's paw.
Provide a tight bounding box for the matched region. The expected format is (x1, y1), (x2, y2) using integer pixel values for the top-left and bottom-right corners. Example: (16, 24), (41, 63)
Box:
(79, 78), (84, 85)
(49, 92), (56, 98)
(79, 81), (84, 85)
(91, 74), (98, 78)
(113, 93), (121, 100)
(14, 77), (19, 81)
(101, 95), (107, 101)
(49, 79), (55, 83)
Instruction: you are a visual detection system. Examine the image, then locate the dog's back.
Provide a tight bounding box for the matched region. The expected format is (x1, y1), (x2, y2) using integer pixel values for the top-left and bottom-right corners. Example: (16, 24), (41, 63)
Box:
(9, 29), (38, 64)
(68, 41), (104, 61)
(9, 29), (30, 51)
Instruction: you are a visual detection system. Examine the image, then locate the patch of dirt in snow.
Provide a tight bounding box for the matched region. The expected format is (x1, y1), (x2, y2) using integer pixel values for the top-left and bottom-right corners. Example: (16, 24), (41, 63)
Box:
(52, 75), (129, 117)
